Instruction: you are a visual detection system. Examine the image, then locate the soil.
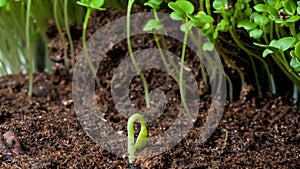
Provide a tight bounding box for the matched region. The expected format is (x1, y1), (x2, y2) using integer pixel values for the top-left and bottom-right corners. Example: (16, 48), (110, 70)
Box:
(0, 8), (299, 168)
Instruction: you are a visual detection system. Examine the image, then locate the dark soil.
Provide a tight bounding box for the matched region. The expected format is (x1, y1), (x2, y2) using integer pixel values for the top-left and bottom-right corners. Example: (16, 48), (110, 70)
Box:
(0, 8), (299, 168)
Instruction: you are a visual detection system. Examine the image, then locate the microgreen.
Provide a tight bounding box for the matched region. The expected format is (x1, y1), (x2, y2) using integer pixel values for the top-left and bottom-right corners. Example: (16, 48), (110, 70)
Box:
(127, 113), (148, 163)
(127, 0), (151, 108)
(77, 0), (106, 86)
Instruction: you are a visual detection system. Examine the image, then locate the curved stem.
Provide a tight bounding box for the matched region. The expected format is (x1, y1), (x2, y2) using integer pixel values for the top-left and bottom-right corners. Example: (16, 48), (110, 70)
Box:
(64, 0), (75, 66)
(82, 8), (100, 86)
(26, 0), (32, 97)
(127, 0), (150, 108)
(127, 113), (148, 163)
(54, 0), (68, 68)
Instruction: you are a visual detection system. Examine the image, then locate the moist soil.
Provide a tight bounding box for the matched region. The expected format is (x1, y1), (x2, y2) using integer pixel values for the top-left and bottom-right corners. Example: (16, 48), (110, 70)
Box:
(0, 8), (299, 168)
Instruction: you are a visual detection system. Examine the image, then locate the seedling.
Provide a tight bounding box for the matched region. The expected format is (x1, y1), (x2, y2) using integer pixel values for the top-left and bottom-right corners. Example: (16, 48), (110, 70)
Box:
(77, 0), (106, 86)
(127, 113), (148, 163)
(127, 0), (150, 108)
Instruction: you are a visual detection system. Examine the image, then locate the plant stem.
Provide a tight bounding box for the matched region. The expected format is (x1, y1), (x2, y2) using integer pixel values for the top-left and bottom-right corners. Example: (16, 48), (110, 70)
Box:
(26, 0), (32, 97)
(127, 113), (148, 163)
(54, 0), (68, 69)
(82, 8), (100, 86)
(64, 0), (75, 66)
(180, 20), (192, 124)
(127, 0), (150, 108)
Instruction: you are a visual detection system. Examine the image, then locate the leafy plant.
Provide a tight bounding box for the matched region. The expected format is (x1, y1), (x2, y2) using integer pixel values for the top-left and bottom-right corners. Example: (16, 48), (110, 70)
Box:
(127, 113), (148, 163)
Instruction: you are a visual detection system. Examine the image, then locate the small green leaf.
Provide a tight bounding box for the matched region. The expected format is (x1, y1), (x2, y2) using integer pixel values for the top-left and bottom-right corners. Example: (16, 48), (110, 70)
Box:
(254, 4), (269, 12)
(0, 0), (7, 7)
(168, 0), (194, 15)
(263, 49), (273, 57)
(285, 15), (300, 22)
(237, 20), (257, 30)
(188, 12), (214, 24)
(180, 22), (191, 32)
(170, 11), (185, 20)
(283, 0), (296, 15)
(203, 41), (214, 51)
(294, 42), (300, 59)
(267, 0), (276, 7)
(213, 19), (228, 39)
(249, 28), (263, 39)
(144, 0), (163, 10)
(143, 19), (163, 31)
(91, 0), (104, 8)
(290, 57), (300, 72)
(271, 37), (296, 51)
(213, 0), (227, 11)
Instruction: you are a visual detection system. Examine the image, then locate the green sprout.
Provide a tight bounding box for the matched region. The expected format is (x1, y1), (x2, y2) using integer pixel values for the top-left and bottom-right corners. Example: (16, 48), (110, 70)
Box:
(77, 0), (106, 86)
(127, 0), (150, 108)
(26, 0), (33, 97)
(127, 113), (148, 163)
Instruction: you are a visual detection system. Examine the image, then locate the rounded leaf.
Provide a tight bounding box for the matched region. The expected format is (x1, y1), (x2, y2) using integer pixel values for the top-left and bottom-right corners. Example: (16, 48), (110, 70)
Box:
(290, 57), (300, 72)
(283, 0), (296, 15)
(249, 28), (263, 39)
(0, 0), (7, 7)
(254, 4), (269, 12)
(203, 41), (214, 51)
(213, 0), (227, 11)
(143, 19), (163, 31)
(237, 20), (257, 30)
(294, 42), (300, 59)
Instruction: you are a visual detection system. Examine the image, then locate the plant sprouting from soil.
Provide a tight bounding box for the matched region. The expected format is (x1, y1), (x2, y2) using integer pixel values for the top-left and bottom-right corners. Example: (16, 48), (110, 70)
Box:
(77, 0), (106, 86)
(127, 113), (148, 163)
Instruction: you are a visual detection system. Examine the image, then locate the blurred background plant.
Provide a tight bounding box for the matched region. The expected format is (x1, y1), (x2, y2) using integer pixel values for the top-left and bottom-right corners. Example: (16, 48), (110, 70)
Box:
(0, 0), (298, 103)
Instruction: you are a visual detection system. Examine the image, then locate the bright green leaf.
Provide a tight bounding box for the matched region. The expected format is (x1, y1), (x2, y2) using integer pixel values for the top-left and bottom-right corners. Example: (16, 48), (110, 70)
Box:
(143, 19), (163, 31)
(254, 4), (269, 12)
(270, 37), (296, 51)
(237, 20), (257, 30)
(290, 57), (300, 72)
(285, 15), (300, 22)
(0, 0), (7, 7)
(180, 22), (192, 32)
(213, 0), (227, 11)
(203, 41), (214, 51)
(283, 0), (296, 15)
(144, 0), (163, 10)
(295, 42), (300, 59)
(263, 49), (273, 57)
(267, 0), (276, 7)
(170, 11), (185, 20)
(168, 0), (194, 15)
(249, 28), (263, 39)
(91, 0), (104, 8)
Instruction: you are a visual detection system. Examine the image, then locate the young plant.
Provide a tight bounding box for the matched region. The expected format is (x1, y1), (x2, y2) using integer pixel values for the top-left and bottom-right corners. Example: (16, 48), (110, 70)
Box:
(127, 0), (150, 108)
(77, 0), (106, 86)
(127, 113), (148, 163)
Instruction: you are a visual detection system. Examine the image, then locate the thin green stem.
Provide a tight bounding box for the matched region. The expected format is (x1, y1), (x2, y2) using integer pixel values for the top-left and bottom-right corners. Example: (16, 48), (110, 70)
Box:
(82, 8), (100, 86)
(127, 113), (148, 163)
(26, 0), (32, 97)
(127, 0), (150, 108)
(54, 0), (68, 68)
(180, 20), (192, 124)
(64, 0), (75, 66)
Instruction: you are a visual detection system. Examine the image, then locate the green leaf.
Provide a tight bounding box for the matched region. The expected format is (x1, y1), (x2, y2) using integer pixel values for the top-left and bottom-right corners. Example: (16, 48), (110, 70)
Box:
(170, 11), (185, 20)
(290, 57), (300, 72)
(283, 0), (296, 15)
(213, 19), (228, 39)
(202, 41), (214, 51)
(143, 19), (163, 31)
(91, 0), (104, 8)
(250, 12), (270, 26)
(285, 15), (300, 22)
(254, 4), (269, 12)
(294, 42), (300, 59)
(168, 0), (194, 15)
(0, 0), (7, 7)
(144, 0), (163, 10)
(180, 22), (192, 32)
(271, 37), (296, 51)
(188, 12), (214, 24)
(263, 49), (273, 57)
(249, 28), (263, 39)
(213, 0), (227, 11)
(267, 0), (276, 7)
(237, 20), (257, 30)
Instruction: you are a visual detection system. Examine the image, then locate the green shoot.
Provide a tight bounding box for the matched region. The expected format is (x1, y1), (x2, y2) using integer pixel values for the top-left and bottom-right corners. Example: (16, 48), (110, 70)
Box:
(77, 0), (106, 86)
(64, 0), (75, 66)
(127, 0), (150, 108)
(26, 0), (33, 97)
(127, 113), (148, 163)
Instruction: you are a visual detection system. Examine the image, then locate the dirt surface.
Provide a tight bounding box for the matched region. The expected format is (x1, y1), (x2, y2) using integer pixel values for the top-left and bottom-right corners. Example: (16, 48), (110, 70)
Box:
(0, 8), (299, 168)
